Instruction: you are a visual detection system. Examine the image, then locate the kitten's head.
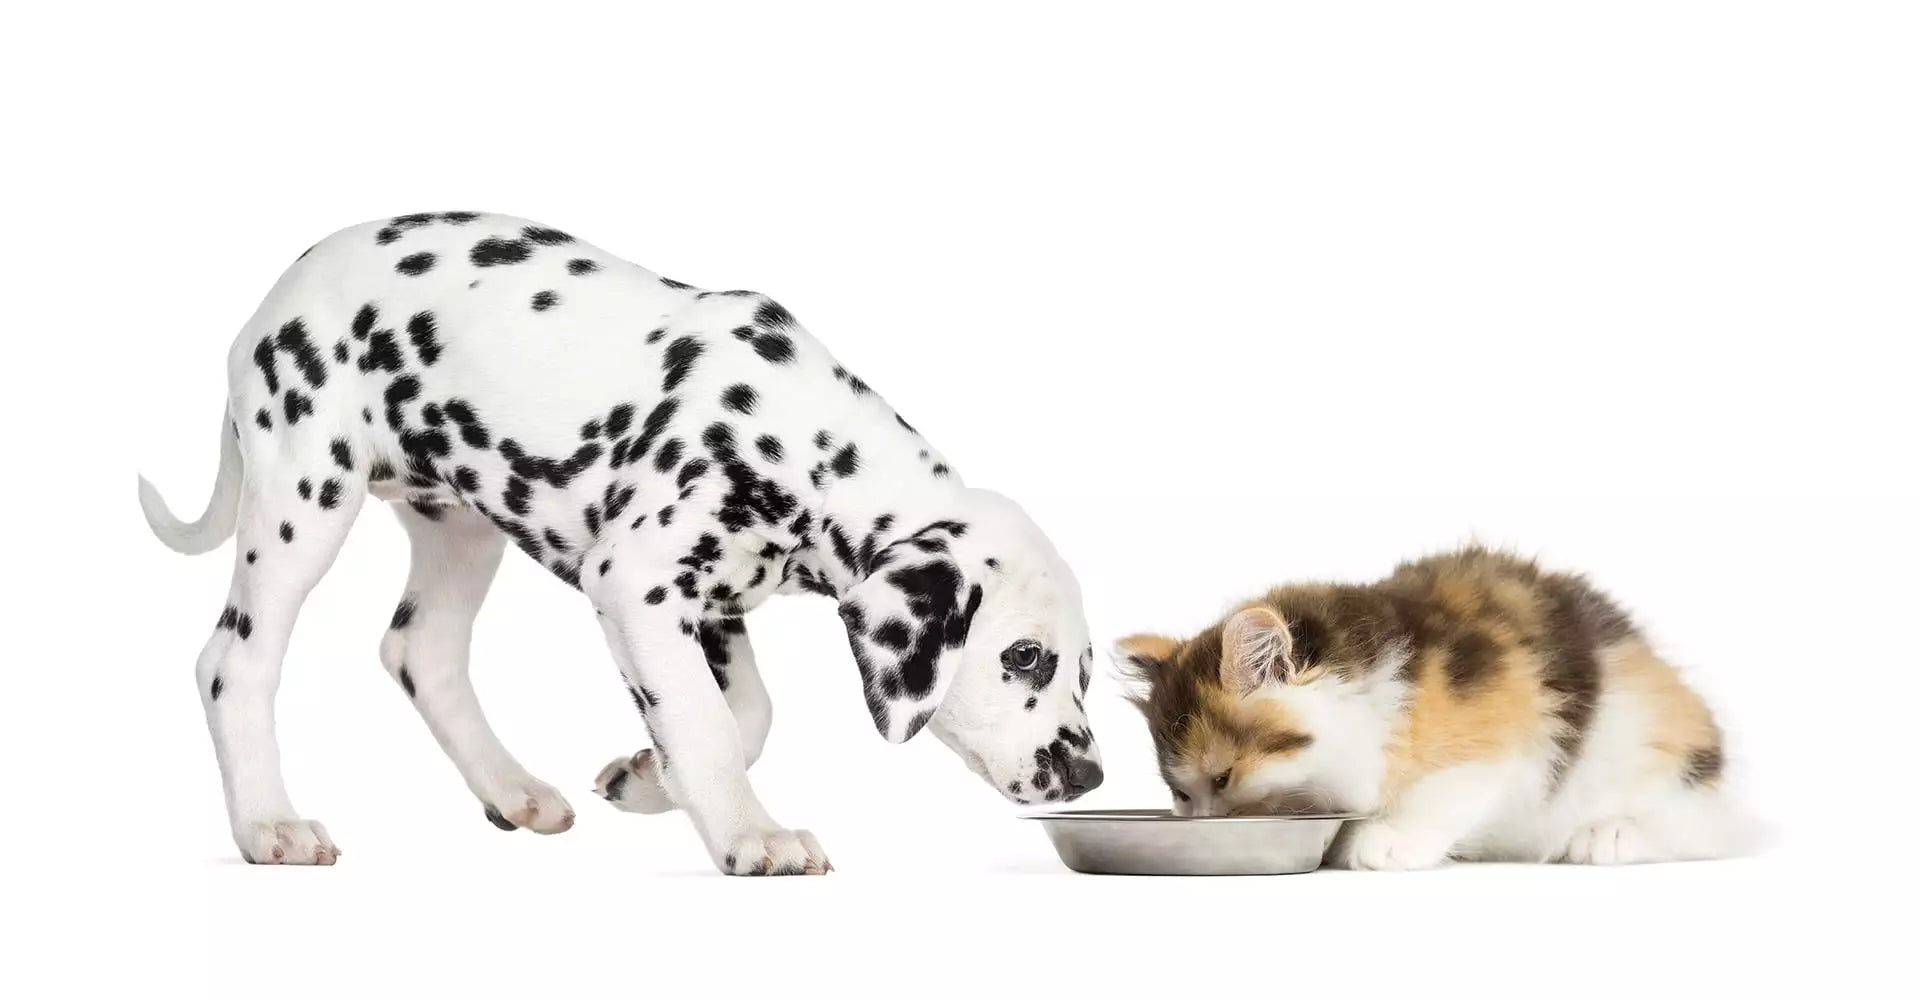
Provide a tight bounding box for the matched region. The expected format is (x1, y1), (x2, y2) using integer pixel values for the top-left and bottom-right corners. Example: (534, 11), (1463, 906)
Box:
(1116, 602), (1405, 817)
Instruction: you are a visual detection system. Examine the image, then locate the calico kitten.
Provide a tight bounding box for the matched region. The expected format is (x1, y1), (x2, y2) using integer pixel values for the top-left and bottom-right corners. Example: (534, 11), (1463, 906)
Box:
(1116, 546), (1732, 868)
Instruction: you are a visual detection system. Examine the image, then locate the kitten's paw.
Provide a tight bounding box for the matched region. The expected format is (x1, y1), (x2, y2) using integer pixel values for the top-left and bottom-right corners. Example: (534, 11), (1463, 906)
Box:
(595, 749), (675, 814)
(1336, 820), (1452, 871)
(1561, 819), (1649, 865)
(480, 780), (575, 834)
(720, 827), (832, 876)
(235, 818), (340, 865)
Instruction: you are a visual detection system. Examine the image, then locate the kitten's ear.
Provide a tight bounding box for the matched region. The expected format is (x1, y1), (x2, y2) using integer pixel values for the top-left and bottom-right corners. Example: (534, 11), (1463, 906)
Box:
(1114, 633), (1180, 688)
(1221, 607), (1297, 692)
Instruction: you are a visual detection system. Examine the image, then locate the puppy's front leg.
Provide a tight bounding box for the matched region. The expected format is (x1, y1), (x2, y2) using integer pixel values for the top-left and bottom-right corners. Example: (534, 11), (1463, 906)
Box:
(591, 589), (829, 876)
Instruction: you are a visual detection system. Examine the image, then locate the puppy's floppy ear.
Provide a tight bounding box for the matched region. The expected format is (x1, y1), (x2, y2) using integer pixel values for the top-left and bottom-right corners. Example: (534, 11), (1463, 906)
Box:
(837, 548), (984, 743)
(1220, 606), (1298, 692)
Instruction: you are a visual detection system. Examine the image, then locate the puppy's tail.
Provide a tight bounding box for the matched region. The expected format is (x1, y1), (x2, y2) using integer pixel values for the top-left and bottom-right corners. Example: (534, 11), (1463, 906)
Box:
(138, 410), (244, 555)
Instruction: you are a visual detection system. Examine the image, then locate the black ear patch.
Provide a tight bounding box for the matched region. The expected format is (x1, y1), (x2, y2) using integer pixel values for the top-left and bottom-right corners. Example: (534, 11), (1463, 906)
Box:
(840, 556), (983, 741)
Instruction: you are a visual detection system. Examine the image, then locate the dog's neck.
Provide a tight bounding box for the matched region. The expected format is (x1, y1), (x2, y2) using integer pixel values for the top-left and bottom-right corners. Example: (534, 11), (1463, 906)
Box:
(778, 406), (971, 600)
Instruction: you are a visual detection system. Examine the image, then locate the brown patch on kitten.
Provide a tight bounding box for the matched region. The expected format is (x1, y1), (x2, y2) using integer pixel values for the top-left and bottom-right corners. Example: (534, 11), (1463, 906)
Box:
(1604, 639), (1722, 786)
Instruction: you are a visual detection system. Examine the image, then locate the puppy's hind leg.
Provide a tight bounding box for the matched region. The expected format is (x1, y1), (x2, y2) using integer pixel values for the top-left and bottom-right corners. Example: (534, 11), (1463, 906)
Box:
(381, 501), (573, 834)
(597, 615), (771, 814)
(199, 454), (365, 864)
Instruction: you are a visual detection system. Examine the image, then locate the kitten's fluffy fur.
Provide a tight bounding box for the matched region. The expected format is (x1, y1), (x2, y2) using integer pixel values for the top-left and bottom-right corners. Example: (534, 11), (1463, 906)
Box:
(1117, 547), (1733, 868)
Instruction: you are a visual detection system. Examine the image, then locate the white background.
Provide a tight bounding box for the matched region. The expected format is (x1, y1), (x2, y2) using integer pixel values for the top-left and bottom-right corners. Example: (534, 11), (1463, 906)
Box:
(5, 1), (1915, 996)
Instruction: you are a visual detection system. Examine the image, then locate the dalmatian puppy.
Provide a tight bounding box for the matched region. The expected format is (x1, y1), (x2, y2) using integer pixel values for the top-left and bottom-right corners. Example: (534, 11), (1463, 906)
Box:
(138, 212), (1104, 875)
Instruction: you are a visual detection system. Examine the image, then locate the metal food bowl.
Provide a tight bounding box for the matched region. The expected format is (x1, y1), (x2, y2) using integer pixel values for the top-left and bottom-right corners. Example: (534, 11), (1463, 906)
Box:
(1026, 808), (1361, 875)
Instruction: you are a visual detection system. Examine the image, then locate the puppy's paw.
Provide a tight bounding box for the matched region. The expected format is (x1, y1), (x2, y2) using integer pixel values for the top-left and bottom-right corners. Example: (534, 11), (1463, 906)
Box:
(235, 818), (340, 865)
(595, 749), (675, 814)
(720, 827), (831, 876)
(1561, 818), (1650, 865)
(1334, 820), (1451, 871)
(480, 780), (575, 834)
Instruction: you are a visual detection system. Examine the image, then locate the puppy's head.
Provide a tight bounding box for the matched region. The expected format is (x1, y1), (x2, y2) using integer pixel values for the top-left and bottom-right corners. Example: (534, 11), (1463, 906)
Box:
(837, 488), (1102, 804)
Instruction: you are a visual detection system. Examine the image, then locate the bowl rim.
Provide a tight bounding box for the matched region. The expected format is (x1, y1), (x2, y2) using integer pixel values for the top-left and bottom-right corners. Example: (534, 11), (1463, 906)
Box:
(1021, 807), (1365, 822)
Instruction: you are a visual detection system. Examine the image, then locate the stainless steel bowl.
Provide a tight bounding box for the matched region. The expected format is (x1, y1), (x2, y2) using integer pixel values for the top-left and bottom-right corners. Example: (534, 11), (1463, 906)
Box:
(1026, 808), (1361, 875)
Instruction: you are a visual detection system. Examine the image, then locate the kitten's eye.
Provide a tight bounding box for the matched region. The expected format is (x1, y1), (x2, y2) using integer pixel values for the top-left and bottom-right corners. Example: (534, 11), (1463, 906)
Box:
(1002, 640), (1042, 670)
(1171, 789), (1191, 803)
(1212, 773), (1230, 791)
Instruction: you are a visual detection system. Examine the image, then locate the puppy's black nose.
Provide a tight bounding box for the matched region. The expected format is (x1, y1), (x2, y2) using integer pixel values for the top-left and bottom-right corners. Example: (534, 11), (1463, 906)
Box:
(1064, 758), (1104, 798)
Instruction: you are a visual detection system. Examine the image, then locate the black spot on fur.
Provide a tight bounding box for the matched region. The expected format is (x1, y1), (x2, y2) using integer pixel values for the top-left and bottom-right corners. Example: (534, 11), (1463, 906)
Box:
(657, 504), (676, 526)
(659, 276), (691, 290)
(645, 587), (667, 605)
(605, 403), (635, 438)
(755, 435), (783, 462)
(503, 477), (532, 516)
(360, 330), (405, 374)
(813, 430), (833, 450)
(567, 258), (599, 275)
(390, 599), (416, 630)
(830, 443), (860, 478)
(279, 521), (294, 543)
(873, 619), (911, 651)
(531, 290), (559, 311)
(245, 549), (257, 564)
(653, 438), (684, 473)
(522, 226), (572, 245)
(352, 304), (377, 340)
(662, 336), (704, 392)
(253, 336), (280, 395)
(752, 332), (795, 364)
(330, 438), (353, 471)
(483, 805), (517, 831)
(210, 676), (223, 701)
(274, 320), (327, 389)
(297, 478), (312, 500)
(407, 311), (443, 366)
(754, 300), (795, 328)
(442, 211), (479, 223)
(255, 408), (271, 431)
(317, 479), (343, 510)
(396, 252), (437, 275)
(283, 388), (314, 425)
(676, 458), (711, 489)
(471, 237), (533, 267)
(333, 340), (349, 363)
(701, 423), (736, 458)
(398, 667), (416, 698)
(720, 384), (758, 415)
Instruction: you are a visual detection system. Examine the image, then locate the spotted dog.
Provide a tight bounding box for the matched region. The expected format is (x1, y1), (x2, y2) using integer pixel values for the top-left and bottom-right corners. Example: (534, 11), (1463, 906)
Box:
(139, 213), (1104, 875)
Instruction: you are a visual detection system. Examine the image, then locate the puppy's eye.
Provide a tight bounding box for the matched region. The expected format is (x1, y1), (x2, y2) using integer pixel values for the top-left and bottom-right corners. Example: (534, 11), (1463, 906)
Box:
(1171, 789), (1191, 803)
(1212, 773), (1230, 791)
(1002, 640), (1042, 670)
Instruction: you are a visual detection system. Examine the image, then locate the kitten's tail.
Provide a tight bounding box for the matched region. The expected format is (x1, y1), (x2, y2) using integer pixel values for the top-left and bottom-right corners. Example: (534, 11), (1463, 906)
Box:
(138, 410), (243, 555)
